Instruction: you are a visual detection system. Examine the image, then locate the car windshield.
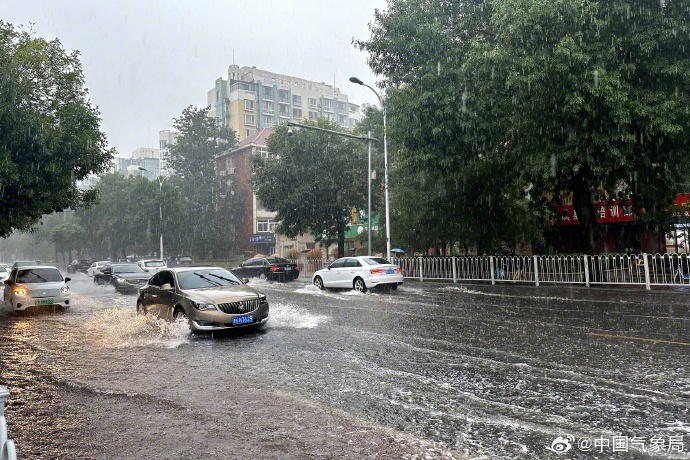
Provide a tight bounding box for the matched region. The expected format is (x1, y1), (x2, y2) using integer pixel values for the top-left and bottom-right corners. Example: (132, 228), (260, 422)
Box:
(16, 268), (63, 283)
(177, 269), (241, 290)
(144, 261), (165, 267)
(112, 264), (146, 274)
(361, 257), (391, 266)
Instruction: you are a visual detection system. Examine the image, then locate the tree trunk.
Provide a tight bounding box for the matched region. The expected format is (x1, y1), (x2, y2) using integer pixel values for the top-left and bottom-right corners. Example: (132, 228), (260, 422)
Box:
(337, 220), (346, 259)
(571, 171), (598, 255)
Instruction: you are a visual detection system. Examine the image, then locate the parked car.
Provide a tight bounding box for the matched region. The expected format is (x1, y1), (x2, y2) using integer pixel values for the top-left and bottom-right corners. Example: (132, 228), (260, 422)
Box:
(94, 263), (150, 293)
(67, 259), (92, 274)
(312, 256), (403, 293)
(137, 259), (167, 275)
(232, 256), (299, 281)
(86, 260), (111, 277)
(136, 267), (269, 332)
(3, 265), (71, 312)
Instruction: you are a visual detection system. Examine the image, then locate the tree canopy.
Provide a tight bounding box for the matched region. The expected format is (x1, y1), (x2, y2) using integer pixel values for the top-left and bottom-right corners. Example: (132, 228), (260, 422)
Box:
(0, 21), (113, 237)
(166, 105), (240, 259)
(252, 121), (369, 258)
(356, 0), (690, 254)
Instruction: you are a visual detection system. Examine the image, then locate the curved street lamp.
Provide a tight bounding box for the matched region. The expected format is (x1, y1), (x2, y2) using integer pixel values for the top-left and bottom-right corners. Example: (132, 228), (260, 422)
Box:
(349, 76), (391, 261)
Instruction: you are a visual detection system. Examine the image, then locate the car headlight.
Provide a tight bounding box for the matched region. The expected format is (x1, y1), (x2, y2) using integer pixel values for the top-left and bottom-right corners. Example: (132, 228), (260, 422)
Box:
(61, 286), (70, 294)
(114, 277), (127, 284)
(191, 300), (217, 311)
(259, 293), (267, 302)
(13, 288), (27, 296)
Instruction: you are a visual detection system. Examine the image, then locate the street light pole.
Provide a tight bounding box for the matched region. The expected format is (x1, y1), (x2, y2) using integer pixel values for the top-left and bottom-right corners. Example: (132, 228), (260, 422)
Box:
(138, 167), (172, 260)
(349, 77), (391, 261)
(286, 121), (376, 257)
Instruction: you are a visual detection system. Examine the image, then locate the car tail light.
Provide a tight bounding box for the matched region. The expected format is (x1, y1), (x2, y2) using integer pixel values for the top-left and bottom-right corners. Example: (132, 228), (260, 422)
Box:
(270, 267), (281, 272)
(395, 267), (402, 274)
(370, 269), (385, 275)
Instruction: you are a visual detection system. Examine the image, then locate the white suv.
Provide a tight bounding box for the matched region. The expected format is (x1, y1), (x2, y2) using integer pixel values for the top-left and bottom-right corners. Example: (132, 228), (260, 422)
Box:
(137, 259), (167, 275)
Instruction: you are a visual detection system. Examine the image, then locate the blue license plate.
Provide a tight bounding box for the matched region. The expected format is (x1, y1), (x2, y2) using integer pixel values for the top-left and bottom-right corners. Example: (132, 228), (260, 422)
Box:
(385, 269), (395, 274)
(232, 314), (253, 325)
(284, 267), (292, 270)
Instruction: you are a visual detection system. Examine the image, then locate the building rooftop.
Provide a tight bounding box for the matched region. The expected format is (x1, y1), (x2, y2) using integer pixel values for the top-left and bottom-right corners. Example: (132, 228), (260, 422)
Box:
(236, 128), (272, 149)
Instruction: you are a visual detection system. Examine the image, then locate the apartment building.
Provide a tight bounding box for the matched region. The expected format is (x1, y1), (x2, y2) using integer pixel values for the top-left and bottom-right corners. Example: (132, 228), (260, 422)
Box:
(208, 64), (362, 141)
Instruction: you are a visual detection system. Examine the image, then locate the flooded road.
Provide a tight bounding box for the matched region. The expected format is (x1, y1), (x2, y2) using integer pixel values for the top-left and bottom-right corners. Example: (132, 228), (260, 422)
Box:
(1, 275), (689, 459)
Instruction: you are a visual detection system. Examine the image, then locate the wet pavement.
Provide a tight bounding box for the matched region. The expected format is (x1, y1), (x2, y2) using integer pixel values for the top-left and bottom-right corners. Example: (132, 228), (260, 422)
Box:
(0, 275), (689, 459)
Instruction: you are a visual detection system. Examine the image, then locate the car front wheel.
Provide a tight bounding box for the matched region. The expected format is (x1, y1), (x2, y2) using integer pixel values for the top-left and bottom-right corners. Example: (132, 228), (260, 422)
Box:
(313, 276), (324, 290)
(136, 302), (145, 315)
(353, 277), (367, 293)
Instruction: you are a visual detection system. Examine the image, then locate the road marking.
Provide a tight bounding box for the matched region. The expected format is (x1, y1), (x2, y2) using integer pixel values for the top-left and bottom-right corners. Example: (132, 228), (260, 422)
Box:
(588, 332), (690, 346)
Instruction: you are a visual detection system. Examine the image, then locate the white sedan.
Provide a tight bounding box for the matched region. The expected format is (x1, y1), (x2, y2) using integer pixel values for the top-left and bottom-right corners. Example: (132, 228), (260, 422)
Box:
(312, 256), (403, 293)
(87, 260), (111, 277)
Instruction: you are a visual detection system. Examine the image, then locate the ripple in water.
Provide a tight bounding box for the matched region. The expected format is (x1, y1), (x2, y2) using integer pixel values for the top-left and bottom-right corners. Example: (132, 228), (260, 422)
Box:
(269, 302), (329, 329)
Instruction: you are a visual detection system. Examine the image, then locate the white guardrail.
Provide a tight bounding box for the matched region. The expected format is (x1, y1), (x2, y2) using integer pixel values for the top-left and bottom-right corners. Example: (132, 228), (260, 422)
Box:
(0, 386), (17, 460)
(290, 253), (690, 290)
(391, 253), (690, 290)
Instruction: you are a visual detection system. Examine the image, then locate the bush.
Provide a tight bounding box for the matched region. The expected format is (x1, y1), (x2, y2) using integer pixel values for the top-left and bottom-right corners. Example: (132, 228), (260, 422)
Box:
(287, 249), (301, 260)
(306, 248), (323, 260)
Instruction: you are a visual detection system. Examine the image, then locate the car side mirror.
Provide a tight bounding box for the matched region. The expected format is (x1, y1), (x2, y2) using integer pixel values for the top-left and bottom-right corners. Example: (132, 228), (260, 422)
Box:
(3, 279), (10, 285)
(242, 278), (250, 284)
(64, 277), (71, 282)
(161, 283), (172, 290)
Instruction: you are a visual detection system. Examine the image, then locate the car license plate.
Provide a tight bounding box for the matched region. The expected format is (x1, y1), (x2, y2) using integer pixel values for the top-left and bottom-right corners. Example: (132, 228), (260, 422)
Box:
(385, 269), (395, 274)
(284, 267), (291, 270)
(232, 314), (253, 325)
(35, 299), (53, 305)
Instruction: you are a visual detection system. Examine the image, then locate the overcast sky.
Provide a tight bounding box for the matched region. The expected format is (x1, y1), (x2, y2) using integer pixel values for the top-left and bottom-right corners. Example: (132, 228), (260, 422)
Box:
(1, 0), (388, 156)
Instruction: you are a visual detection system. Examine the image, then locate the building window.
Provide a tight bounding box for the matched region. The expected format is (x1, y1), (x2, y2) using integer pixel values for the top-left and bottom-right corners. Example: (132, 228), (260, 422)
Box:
(293, 108), (302, 119)
(257, 218), (277, 233)
(308, 97), (317, 109)
(244, 99), (254, 111)
(293, 95), (301, 107)
(278, 89), (289, 103)
(262, 86), (274, 99)
(279, 105), (289, 118)
(323, 99), (334, 113)
(263, 115), (275, 128)
(338, 101), (348, 114)
(309, 111), (319, 121)
(245, 114), (255, 126)
(246, 129), (255, 138)
(257, 146), (269, 159)
(263, 101), (274, 115)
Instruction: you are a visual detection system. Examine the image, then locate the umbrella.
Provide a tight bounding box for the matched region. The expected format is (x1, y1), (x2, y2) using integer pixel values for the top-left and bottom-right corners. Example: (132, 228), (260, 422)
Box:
(391, 248), (406, 254)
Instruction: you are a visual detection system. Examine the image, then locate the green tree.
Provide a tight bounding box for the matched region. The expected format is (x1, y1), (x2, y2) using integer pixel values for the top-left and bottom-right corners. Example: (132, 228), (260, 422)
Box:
(74, 173), (186, 260)
(166, 106), (238, 259)
(0, 22), (114, 237)
(356, 0), (690, 254)
(252, 121), (369, 259)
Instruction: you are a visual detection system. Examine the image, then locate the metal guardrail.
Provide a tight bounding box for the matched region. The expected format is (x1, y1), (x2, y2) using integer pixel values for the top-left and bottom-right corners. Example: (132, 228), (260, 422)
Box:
(0, 386), (17, 460)
(393, 253), (690, 290)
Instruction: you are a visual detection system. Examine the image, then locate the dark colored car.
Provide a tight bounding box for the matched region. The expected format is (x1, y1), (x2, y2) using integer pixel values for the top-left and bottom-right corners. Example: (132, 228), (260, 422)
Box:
(136, 267), (269, 332)
(94, 263), (150, 293)
(177, 256), (193, 267)
(232, 257), (299, 281)
(67, 259), (91, 274)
